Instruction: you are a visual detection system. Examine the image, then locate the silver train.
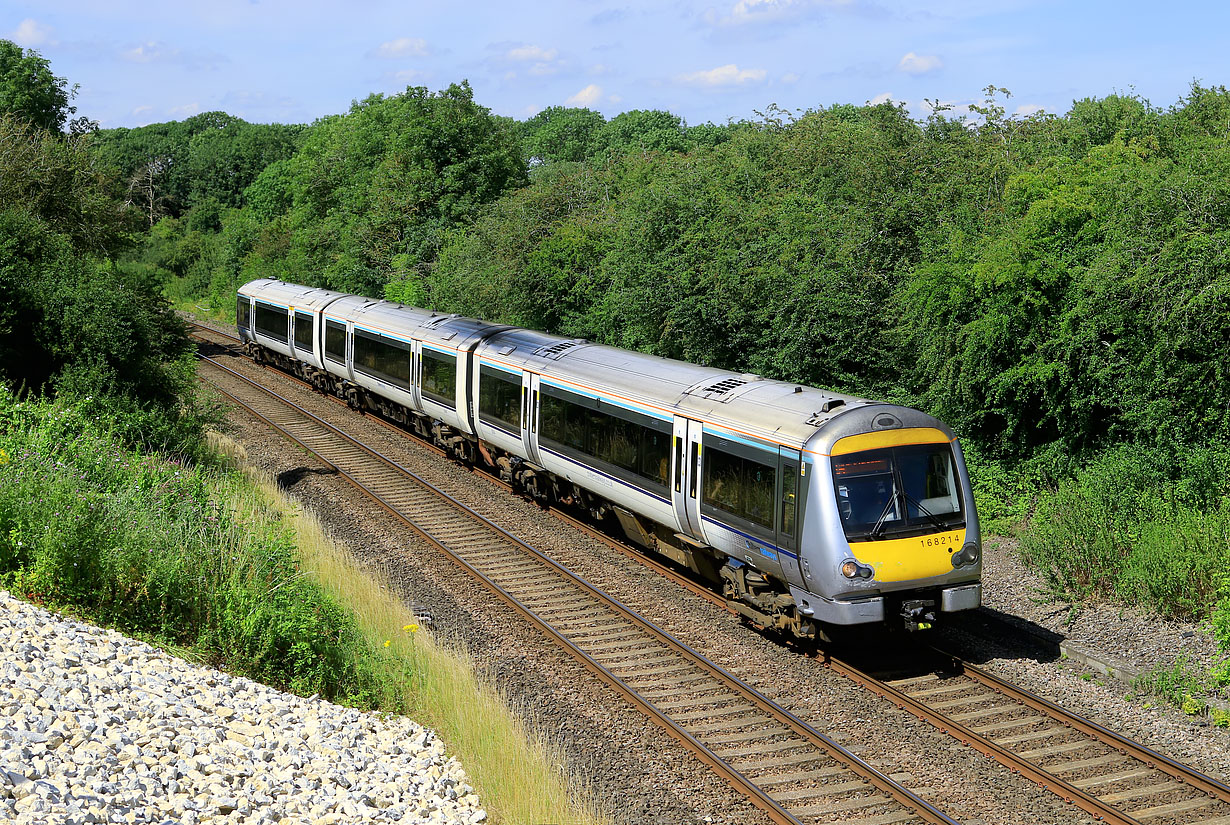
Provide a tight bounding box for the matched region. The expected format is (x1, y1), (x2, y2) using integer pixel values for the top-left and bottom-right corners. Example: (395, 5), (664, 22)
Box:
(237, 278), (982, 638)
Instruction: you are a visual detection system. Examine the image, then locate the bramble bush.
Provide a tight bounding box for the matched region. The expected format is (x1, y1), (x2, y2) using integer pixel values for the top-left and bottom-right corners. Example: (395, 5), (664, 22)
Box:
(0, 385), (397, 707)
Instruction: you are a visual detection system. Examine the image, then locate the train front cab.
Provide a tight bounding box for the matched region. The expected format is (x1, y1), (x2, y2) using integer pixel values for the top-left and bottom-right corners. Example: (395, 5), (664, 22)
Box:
(791, 412), (982, 633)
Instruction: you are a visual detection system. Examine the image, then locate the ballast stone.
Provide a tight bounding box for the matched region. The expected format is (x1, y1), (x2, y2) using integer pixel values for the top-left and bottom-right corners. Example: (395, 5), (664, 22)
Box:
(0, 590), (485, 824)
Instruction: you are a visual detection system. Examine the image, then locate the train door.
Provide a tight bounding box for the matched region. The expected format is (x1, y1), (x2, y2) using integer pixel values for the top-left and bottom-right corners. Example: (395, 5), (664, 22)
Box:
(346, 321), (355, 377)
(672, 417), (704, 538)
(523, 372), (543, 464)
(777, 447), (805, 585)
(410, 340), (423, 410)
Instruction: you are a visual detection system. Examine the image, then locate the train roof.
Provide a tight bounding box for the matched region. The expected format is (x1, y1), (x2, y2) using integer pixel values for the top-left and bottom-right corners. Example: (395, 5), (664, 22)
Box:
(476, 328), (876, 448)
(240, 280), (509, 349)
(238, 278), (350, 312)
(239, 280), (953, 451)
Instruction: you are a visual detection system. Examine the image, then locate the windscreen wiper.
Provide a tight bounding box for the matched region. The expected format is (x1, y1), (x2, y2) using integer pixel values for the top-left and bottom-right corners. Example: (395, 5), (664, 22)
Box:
(901, 491), (951, 531)
(868, 489), (901, 539)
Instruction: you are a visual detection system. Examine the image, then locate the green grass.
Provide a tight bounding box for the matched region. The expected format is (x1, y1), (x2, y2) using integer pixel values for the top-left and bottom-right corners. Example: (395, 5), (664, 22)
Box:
(1130, 656), (1230, 725)
(0, 386), (388, 705)
(1013, 444), (1230, 717)
(0, 386), (608, 824)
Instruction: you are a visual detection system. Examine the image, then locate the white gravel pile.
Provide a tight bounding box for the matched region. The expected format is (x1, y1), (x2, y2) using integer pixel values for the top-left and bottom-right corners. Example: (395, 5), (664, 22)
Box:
(0, 590), (486, 825)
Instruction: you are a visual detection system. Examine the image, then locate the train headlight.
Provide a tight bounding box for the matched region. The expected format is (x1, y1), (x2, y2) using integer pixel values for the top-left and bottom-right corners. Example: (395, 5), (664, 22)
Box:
(841, 560), (874, 579)
(951, 543), (981, 568)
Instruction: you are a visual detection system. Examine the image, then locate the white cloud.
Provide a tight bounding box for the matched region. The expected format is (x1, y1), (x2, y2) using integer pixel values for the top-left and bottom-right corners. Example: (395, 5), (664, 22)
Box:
(566, 84), (603, 106)
(897, 52), (943, 75)
(11, 18), (53, 47)
(122, 42), (168, 63)
(121, 42), (223, 71)
(375, 38), (428, 58)
(869, 91), (894, 105)
(502, 44), (563, 77)
(131, 105), (153, 116)
(168, 102), (201, 118)
(708, 0), (850, 26)
(677, 64), (767, 87)
(780, 72), (800, 84)
(1015, 103), (1046, 117)
(507, 45), (557, 62)
(732, 0), (797, 18)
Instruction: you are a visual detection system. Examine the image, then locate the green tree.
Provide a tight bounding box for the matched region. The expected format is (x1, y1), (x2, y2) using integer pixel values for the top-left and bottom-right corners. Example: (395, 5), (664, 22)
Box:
(255, 81), (526, 296)
(0, 114), (130, 255)
(519, 106), (606, 165)
(0, 40), (76, 132)
(595, 109), (692, 155)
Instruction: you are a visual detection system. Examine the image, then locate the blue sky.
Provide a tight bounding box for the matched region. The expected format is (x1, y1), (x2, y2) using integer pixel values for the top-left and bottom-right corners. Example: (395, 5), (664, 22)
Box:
(6, 1), (1229, 129)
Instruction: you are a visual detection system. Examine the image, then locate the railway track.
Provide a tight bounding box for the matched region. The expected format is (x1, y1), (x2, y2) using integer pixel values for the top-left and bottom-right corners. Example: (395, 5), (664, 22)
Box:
(193, 345), (956, 825)
(192, 321), (1230, 825)
(834, 652), (1230, 825)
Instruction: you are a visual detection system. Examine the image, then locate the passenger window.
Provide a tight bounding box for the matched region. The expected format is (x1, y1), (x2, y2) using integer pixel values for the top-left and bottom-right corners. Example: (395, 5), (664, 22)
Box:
(324, 320), (346, 363)
(353, 328), (411, 389)
(254, 302), (289, 343)
(702, 442), (776, 531)
(421, 348), (457, 408)
(478, 365), (522, 430)
(537, 385), (669, 492)
(294, 311), (313, 352)
(780, 461), (797, 538)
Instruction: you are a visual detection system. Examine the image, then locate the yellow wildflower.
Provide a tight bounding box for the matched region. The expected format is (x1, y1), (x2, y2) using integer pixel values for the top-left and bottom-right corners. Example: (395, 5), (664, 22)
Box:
(383, 640), (391, 648)
(403, 623), (419, 633)
(0, 448), (8, 465)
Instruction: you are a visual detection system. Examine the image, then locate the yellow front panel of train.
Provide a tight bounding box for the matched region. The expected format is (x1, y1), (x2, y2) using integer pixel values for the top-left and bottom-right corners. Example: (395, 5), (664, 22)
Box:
(849, 529), (966, 582)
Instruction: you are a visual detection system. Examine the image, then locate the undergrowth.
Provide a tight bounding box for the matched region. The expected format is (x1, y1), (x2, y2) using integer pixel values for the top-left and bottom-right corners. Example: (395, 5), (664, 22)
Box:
(0, 384), (394, 707)
(1019, 444), (1230, 626)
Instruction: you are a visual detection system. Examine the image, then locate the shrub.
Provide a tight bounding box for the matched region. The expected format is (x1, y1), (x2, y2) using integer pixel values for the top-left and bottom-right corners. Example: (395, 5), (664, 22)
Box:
(0, 386), (389, 707)
(1021, 444), (1230, 621)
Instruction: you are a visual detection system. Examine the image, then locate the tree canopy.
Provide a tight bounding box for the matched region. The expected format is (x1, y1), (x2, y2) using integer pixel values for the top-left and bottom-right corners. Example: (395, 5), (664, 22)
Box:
(107, 79), (1230, 472)
(0, 40), (76, 132)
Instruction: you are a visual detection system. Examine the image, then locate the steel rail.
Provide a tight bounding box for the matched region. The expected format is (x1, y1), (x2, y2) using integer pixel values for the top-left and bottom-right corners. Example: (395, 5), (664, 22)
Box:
(195, 351), (957, 825)
(824, 653), (1138, 825)
(945, 652), (1230, 805)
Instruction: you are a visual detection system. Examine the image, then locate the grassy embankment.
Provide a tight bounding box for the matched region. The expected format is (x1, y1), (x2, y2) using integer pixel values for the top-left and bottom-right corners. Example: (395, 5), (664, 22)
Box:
(0, 385), (607, 825)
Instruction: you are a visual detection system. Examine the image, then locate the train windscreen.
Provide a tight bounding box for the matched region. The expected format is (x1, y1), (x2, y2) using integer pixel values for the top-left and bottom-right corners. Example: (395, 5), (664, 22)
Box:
(832, 443), (964, 540)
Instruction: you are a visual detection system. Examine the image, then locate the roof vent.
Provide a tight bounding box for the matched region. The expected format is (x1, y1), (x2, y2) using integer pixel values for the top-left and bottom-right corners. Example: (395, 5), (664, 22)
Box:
(702, 377), (748, 396)
(533, 340), (586, 360)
